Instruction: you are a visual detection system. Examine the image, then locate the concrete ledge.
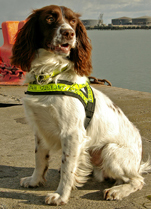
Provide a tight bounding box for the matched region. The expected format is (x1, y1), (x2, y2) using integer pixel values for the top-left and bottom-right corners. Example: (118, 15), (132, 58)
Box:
(0, 85), (151, 209)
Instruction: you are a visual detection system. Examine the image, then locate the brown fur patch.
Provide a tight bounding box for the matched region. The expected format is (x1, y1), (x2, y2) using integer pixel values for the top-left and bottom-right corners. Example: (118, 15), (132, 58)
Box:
(113, 103), (121, 114)
(89, 148), (104, 167)
(45, 154), (49, 159)
(42, 165), (48, 180)
(108, 104), (116, 112)
(108, 103), (121, 114)
(37, 139), (40, 145)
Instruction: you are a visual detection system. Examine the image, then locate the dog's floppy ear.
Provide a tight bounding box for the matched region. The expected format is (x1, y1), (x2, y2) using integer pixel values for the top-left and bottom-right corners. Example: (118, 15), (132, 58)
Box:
(11, 9), (43, 71)
(70, 18), (92, 76)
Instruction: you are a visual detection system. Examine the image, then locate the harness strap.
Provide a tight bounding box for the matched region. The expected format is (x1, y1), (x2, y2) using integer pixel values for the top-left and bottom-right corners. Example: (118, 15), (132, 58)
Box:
(85, 100), (95, 129)
(25, 80), (95, 129)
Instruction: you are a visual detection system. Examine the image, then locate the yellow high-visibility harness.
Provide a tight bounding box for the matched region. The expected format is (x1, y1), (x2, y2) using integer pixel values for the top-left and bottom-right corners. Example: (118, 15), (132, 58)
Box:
(25, 80), (95, 129)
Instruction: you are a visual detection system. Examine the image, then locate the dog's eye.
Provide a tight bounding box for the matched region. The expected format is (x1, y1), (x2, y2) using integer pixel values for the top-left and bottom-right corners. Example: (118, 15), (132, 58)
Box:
(46, 16), (55, 24)
(70, 19), (76, 25)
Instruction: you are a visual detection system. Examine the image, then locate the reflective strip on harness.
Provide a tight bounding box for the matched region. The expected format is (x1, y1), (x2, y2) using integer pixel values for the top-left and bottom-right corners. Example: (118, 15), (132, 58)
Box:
(25, 80), (95, 129)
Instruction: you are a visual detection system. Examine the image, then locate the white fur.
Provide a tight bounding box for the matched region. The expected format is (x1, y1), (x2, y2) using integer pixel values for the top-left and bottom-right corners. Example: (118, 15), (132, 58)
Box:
(53, 23), (76, 54)
(22, 49), (151, 205)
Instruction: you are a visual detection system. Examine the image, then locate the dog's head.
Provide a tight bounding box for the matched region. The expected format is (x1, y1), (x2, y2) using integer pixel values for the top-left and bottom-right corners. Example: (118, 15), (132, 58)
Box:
(11, 5), (92, 76)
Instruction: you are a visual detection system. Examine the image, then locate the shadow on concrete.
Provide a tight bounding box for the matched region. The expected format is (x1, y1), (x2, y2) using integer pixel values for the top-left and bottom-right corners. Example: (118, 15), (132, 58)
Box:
(0, 190), (46, 206)
(0, 165), (115, 204)
(0, 103), (22, 108)
(0, 165), (59, 190)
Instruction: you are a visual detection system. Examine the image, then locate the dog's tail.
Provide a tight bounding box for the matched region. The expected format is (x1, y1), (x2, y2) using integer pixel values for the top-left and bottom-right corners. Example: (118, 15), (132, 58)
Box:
(139, 156), (151, 174)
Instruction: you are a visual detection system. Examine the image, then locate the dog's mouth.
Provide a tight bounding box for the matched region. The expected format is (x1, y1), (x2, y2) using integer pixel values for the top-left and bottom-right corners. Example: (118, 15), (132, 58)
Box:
(48, 43), (71, 55)
(56, 43), (71, 53)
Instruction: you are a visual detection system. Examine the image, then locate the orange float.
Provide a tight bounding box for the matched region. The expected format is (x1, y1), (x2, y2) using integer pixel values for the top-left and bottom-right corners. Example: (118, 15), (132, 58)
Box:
(0, 21), (26, 85)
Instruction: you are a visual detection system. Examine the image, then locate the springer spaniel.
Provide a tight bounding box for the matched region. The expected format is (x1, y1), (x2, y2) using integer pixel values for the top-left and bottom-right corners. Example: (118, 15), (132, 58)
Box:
(11, 5), (151, 205)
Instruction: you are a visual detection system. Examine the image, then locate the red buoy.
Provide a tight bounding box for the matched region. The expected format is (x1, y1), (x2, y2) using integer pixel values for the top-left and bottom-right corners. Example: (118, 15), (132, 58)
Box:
(0, 21), (26, 85)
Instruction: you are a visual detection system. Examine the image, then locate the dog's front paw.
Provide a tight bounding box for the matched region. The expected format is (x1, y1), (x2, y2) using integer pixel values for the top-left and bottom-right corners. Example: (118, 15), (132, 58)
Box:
(45, 193), (67, 205)
(20, 176), (45, 188)
(104, 187), (122, 200)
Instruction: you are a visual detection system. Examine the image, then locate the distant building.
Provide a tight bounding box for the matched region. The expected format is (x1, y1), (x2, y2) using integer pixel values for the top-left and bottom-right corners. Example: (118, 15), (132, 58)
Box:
(112, 16), (151, 26)
(82, 19), (99, 28)
(112, 17), (132, 25)
(132, 16), (151, 25)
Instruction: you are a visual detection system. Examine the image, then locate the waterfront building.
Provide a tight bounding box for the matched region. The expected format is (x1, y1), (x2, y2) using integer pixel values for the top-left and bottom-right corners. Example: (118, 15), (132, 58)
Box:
(132, 16), (151, 25)
(82, 19), (99, 28)
(112, 17), (132, 25)
(112, 16), (151, 26)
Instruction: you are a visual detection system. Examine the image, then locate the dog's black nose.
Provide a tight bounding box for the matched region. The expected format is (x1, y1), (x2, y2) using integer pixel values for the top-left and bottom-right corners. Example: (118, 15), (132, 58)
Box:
(61, 29), (75, 40)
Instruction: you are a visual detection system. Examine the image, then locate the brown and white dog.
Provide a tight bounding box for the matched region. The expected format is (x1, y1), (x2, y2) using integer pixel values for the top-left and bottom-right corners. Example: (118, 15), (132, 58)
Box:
(11, 5), (151, 206)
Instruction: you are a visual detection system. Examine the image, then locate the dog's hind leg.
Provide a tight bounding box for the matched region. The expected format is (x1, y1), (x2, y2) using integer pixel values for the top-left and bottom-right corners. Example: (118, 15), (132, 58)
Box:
(104, 176), (144, 200)
(20, 135), (50, 187)
(97, 143), (145, 200)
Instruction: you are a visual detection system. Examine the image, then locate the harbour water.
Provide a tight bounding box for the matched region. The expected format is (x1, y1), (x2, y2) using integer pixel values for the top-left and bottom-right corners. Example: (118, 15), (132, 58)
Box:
(0, 29), (151, 93)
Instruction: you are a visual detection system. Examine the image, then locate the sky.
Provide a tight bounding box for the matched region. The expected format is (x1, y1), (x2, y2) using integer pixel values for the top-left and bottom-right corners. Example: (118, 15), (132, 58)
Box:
(0, 0), (151, 26)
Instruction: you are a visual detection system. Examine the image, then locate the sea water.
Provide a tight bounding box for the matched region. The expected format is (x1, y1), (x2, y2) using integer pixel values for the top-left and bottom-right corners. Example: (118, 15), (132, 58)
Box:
(87, 30), (151, 93)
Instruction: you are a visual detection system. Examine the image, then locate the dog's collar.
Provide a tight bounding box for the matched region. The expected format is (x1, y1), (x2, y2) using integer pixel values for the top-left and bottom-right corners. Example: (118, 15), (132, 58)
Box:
(34, 65), (69, 84)
(25, 80), (95, 129)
